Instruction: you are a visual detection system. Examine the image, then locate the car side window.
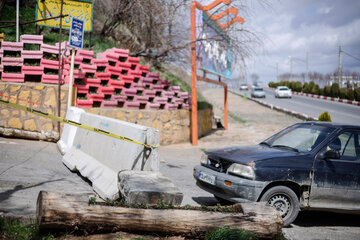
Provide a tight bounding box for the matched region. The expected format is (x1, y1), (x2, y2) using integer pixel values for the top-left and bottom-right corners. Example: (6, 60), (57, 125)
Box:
(327, 131), (360, 162)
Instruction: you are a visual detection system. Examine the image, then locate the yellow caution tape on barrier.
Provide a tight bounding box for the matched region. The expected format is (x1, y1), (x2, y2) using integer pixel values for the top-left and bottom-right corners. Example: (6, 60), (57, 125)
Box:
(0, 99), (159, 149)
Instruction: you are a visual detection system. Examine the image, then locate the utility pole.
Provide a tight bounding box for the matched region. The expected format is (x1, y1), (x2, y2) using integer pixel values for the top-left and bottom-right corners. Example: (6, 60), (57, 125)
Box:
(16, 0), (19, 41)
(338, 45), (342, 88)
(289, 56), (293, 82)
(306, 52), (309, 83)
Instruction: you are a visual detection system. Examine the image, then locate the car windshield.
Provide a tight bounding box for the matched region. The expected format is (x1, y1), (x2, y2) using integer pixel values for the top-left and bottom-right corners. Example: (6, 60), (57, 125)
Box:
(279, 87), (289, 91)
(254, 88), (263, 91)
(261, 124), (336, 153)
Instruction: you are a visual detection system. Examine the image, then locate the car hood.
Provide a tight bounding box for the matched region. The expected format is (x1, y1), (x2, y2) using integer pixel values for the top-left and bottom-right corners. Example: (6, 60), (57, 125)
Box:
(206, 144), (298, 164)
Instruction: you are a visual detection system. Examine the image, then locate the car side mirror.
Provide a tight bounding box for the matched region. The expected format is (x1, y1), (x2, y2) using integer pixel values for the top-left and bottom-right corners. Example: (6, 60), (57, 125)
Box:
(322, 150), (340, 160)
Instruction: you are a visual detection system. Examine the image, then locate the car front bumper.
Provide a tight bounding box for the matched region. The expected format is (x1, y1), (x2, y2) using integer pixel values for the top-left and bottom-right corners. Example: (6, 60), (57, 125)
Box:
(193, 165), (267, 203)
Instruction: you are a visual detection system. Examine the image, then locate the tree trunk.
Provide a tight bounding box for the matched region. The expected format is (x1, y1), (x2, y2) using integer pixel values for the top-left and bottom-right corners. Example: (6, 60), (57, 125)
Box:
(36, 191), (283, 239)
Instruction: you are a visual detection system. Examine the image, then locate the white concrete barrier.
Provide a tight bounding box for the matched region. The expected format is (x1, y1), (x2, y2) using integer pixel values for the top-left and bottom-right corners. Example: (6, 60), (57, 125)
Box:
(57, 107), (85, 154)
(61, 108), (160, 200)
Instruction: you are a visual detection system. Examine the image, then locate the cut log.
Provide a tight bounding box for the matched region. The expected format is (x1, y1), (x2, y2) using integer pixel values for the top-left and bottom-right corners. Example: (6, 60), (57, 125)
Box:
(36, 191), (283, 239)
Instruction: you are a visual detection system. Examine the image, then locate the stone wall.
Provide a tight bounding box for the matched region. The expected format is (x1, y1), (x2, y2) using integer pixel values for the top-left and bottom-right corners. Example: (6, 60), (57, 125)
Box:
(0, 82), (214, 145)
(0, 82), (68, 141)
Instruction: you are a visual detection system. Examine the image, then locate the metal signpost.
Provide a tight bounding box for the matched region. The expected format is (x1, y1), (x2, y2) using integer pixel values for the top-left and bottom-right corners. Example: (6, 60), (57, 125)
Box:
(67, 17), (84, 107)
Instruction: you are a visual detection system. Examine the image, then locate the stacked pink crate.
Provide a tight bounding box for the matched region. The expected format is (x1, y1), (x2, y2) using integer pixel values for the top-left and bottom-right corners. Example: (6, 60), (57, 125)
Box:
(1, 41), (24, 82)
(41, 43), (63, 84)
(21, 35), (44, 82)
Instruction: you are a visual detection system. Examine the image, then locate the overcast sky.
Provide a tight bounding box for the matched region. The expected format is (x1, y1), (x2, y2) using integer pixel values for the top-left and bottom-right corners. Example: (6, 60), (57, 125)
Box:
(241, 0), (360, 84)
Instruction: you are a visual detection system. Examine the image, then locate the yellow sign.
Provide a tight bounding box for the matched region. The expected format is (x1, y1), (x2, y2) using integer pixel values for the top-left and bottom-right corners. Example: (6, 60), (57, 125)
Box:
(36, 0), (93, 32)
(0, 33), (4, 41)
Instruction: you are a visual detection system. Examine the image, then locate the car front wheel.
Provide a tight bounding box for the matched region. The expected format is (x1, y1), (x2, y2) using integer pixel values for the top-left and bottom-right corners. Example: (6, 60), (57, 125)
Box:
(260, 186), (299, 227)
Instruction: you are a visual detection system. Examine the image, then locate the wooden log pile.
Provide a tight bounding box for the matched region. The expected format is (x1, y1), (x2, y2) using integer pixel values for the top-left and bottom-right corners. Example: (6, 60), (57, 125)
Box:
(36, 191), (283, 239)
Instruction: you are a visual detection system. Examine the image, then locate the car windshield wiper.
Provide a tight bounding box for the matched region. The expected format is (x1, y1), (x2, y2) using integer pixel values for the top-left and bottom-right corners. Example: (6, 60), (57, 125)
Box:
(260, 142), (271, 147)
(271, 145), (299, 152)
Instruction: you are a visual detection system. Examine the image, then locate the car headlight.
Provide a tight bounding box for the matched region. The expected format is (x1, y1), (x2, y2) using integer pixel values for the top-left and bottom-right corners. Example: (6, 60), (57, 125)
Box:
(200, 152), (208, 165)
(227, 163), (255, 179)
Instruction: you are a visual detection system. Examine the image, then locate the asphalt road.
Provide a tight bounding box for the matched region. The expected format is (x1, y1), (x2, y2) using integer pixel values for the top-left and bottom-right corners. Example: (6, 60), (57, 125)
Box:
(236, 88), (360, 125)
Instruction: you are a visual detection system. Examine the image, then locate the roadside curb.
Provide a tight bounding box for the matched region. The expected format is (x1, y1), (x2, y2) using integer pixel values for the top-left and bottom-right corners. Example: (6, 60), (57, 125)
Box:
(229, 89), (318, 121)
(292, 92), (360, 107)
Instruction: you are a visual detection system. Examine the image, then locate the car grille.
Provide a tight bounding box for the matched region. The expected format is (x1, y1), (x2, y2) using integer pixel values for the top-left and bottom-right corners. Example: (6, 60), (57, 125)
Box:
(206, 156), (232, 173)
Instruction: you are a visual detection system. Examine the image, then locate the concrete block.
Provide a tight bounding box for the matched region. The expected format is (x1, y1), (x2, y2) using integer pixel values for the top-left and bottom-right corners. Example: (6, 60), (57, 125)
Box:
(92, 58), (107, 66)
(165, 103), (178, 110)
(162, 91), (175, 97)
(147, 72), (160, 79)
(151, 84), (164, 90)
(134, 95), (149, 103)
(95, 72), (111, 79)
(118, 170), (183, 206)
(77, 49), (94, 59)
(62, 110), (159, 200)
(2, 57), (23, 66)
(1, 41), (23, 51)
(80, 63), (97, 73)
(75, 85), (89, 94)
(99, 86), (115, 95)
(57, 107), (85, 154)
(101, 99), (118, 107)
(108, 79), (124, 88)
(67, 56), (83, 65)
(42, 74), (63, 84)
(41, 59), (59, 69)
(124, 101), (140, 109)
(76, 99), (93, 108)
(111, 95), (126, 101)
(41, 43), (58, 54)
(84, 77), (101, 84)
(127, 57), (140, 64)
(143, 89), (156, 97)
(20, 34), (43, 44)
(22, 50), (43, 59)
(123, 88), (137, 96)
(1, 73), (24, 82)
(22, 65), (44, 75)
(87, 92), (105, 101)
(146, 102), (160, 110)
(111, 48), (129, 55)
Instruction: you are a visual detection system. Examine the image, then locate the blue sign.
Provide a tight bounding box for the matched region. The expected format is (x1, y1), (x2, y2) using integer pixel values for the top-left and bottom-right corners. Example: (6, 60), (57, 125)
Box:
(69, 17), (84, 49)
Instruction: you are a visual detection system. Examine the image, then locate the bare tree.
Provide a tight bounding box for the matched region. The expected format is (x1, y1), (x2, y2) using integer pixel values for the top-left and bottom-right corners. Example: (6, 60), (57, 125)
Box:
(93, 0), (268, 70)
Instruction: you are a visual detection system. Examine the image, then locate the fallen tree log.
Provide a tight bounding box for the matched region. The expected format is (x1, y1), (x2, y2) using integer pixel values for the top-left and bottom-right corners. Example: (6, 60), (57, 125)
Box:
(36, 191), (283, 239)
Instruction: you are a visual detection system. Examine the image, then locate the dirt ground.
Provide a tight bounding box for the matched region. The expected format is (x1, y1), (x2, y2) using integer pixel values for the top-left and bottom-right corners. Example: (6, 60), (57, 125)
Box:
(181, 85), (301, 149)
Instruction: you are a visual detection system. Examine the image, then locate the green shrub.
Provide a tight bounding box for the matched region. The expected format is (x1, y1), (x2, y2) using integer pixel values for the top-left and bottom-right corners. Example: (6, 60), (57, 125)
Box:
(303, 82), (310, 93)
(347, 89), (355, 100)
(293, 81), (303, 92)
(339, 88), (347, 99)
(268, 81), (277, 88)
(318, 111), (332, 122)
(330, 83), (340, 98)
(355, 88), (360, 101)
(323, 86), (331, 97)
(311, 84), (320, 95)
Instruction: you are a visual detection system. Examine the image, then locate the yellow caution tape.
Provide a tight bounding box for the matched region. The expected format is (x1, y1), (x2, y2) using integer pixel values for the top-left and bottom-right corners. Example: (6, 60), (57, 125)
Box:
(0, 99), (159, 149)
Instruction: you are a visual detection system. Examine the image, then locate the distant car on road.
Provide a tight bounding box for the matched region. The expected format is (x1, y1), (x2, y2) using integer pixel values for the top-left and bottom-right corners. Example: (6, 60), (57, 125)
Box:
(239, 83), (248, 90)
(275, 86), (292, 98)
(251, 87), (266, 98)
(193, 122), (360, 226)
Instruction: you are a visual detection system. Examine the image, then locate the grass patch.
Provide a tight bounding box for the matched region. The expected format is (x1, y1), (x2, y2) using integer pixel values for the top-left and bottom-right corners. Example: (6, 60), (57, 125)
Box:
(228, 111), (246, 124)
(0, 216), (54, 240)
(205, 226), (258, 240)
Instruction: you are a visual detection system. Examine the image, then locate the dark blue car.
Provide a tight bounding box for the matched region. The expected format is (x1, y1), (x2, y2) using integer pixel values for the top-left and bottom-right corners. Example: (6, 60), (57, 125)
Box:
(193, 122), (360, 226)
